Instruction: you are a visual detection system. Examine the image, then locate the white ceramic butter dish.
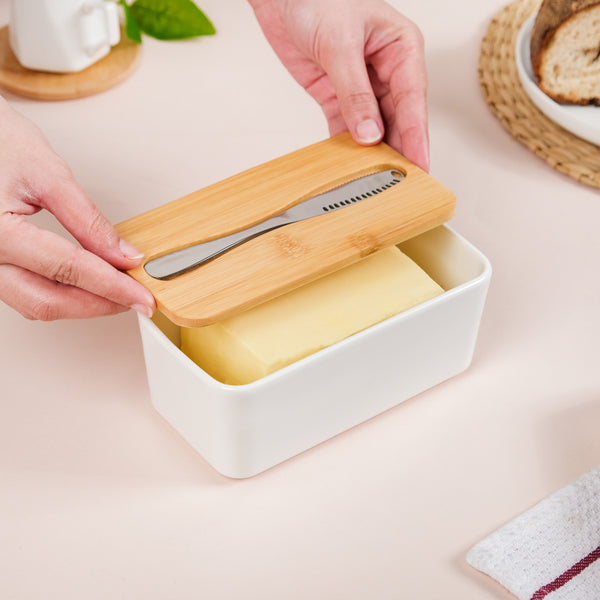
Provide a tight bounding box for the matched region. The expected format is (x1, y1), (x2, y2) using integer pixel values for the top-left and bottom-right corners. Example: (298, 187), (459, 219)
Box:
(136, 225), (491, 478)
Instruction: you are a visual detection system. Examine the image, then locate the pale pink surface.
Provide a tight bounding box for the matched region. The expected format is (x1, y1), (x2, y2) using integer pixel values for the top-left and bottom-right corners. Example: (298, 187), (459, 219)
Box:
(1, 1), (600, 598)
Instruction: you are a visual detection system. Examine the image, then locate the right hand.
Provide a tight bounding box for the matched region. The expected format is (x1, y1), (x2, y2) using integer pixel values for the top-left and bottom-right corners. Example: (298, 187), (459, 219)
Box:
(0, 97), (155, 321)
(249, 0), (429, 171)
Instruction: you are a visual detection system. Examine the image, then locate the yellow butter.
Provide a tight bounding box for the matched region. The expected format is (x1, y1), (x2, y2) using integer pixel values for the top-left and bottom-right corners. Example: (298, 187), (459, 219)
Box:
(181, 246), (443, 385)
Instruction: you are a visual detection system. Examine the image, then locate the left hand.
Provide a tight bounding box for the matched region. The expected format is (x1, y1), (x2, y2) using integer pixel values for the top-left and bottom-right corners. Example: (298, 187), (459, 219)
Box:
(249, 0), (429, 171)
(0, 97), (155, 321)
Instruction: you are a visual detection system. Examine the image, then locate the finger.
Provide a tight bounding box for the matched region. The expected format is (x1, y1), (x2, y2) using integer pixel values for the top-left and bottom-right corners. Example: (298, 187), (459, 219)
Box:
(389, 76), (429, 170)
(296, 70), (350, 137)
(378, 34), (429, 170)
(0, 213), (155, 316)
(0, 264), (130, 320)
(320, 32), (385, 146)
(30, 163), (144, 271)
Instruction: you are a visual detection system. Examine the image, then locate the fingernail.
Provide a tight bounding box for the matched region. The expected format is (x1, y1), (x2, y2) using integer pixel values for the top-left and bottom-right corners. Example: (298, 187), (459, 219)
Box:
(356, 119), (382, 144)
(119, 238), (144, 260)
(132, 303), (154, 318)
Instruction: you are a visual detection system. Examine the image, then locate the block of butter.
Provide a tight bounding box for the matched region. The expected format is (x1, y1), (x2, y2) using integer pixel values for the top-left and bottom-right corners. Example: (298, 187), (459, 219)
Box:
(180, 246), (444, 385)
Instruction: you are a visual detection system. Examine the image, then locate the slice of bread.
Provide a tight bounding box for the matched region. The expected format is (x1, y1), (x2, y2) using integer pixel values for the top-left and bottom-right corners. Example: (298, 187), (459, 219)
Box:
(530, 0), (600, 104)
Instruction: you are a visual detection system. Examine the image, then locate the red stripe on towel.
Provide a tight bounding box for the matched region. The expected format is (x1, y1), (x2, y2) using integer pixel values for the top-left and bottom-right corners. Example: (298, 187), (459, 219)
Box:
(531, 545), (600, 599)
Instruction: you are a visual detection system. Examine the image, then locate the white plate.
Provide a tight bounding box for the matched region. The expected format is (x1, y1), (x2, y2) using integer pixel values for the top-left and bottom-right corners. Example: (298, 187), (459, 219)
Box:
(515, 14), (600, 146)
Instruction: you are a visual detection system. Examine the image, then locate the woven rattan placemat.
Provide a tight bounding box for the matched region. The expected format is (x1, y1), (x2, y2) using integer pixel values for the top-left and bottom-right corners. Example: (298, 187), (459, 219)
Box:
(479, 0), (600, 189)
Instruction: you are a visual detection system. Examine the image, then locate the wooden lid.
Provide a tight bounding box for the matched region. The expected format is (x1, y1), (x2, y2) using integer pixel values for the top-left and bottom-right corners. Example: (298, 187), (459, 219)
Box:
(116, 134), (456, 326)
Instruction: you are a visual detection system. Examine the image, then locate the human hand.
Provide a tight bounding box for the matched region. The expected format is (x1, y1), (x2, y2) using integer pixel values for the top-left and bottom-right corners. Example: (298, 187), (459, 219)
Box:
(0, 97), (155, 321)
(249, 0), (429, 171)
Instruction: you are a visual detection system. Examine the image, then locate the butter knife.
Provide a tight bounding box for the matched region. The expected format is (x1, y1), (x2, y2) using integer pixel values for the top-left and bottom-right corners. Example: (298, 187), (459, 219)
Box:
(144, 168), (405, 280)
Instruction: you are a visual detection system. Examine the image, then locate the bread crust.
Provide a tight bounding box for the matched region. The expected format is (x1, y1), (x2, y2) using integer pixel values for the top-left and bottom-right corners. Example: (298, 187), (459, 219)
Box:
(530, 0), (600, 104)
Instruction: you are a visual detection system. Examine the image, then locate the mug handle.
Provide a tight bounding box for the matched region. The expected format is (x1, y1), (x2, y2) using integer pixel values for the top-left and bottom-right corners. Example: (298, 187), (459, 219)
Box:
(80, 1), (121, 57)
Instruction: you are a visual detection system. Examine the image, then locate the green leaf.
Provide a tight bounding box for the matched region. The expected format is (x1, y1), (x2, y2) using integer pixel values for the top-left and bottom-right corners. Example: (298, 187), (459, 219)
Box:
(129, 0), (216, 40)
(119, 0), (143, 43)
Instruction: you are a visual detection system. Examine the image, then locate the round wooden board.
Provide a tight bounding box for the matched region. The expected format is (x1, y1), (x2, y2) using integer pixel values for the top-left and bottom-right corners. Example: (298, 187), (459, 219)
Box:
(0, 25), (140, 101)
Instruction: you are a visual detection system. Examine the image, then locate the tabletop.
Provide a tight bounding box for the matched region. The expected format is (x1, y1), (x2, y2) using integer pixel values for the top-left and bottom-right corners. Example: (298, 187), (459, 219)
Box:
(1, 1), (599, 598)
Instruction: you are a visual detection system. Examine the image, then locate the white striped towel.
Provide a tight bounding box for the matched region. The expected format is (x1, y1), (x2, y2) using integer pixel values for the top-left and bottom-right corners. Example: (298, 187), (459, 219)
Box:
(467, 466), (600, 599)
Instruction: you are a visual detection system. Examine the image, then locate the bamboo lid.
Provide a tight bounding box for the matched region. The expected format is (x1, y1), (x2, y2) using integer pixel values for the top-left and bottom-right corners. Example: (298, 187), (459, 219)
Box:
(116, 134), (456, 327)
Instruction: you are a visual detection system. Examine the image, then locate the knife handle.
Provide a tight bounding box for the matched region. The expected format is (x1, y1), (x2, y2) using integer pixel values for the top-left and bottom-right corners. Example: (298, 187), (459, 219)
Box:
(144, 214), (291, 280)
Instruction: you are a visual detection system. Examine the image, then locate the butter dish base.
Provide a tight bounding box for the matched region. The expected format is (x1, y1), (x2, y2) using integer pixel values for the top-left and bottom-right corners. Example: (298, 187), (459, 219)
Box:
(136, 225), (491, 478)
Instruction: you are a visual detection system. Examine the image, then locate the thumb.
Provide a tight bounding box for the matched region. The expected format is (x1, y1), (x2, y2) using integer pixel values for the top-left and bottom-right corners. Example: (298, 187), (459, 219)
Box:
(324, 41), (384, 145)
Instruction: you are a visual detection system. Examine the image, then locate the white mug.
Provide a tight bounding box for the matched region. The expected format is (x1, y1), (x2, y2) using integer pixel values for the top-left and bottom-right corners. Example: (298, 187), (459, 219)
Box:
(9, 0), (121, 73)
